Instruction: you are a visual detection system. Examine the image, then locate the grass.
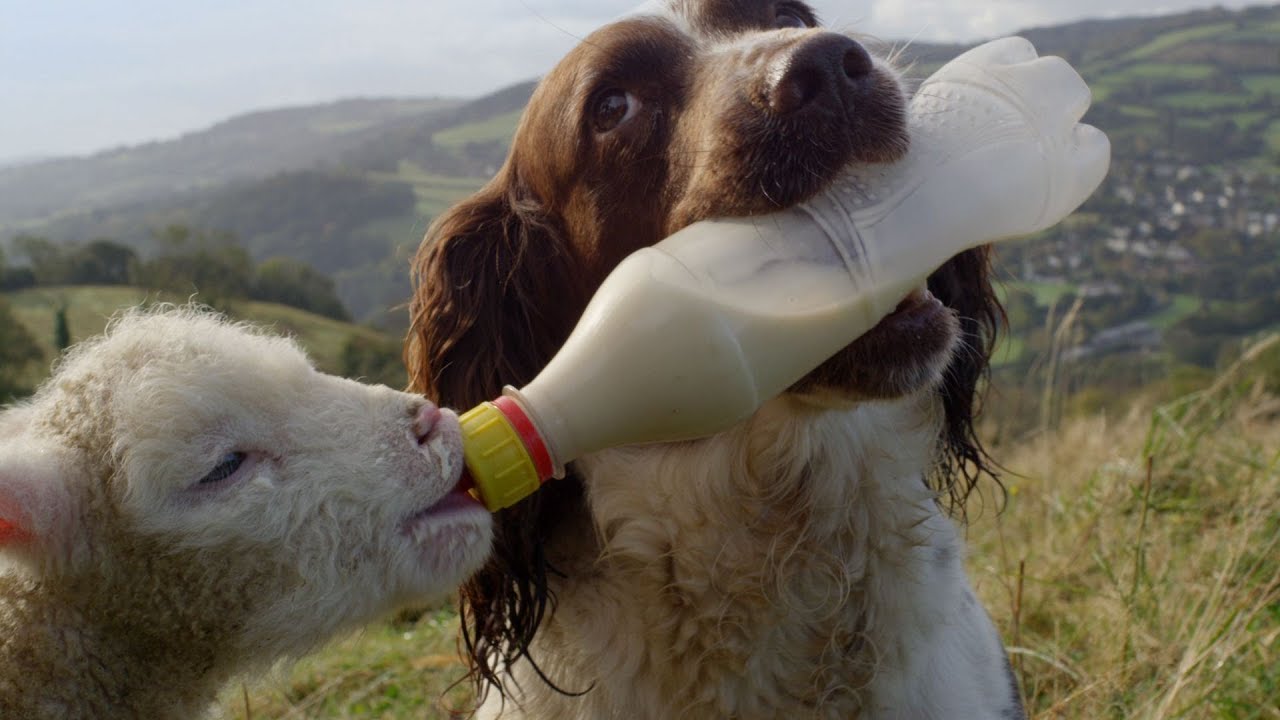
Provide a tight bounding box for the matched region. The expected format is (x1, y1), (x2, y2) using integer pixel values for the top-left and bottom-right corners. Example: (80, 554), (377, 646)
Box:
(6, 286), (390, 382)
(432, 110), (524, 150)
(380, 162), (487, 218)
(215, 608), (476, 720)
(1119, 105), (1161, 119)
(208, 332), (1280, 718)
(972, 336), (1280, 717)
(1126, 23), (1237, 61)
(389, 163), (488, 191)
(1267, 120), (1280, 154)
(356, 212), (434, 255)
(1159, 91), (1251, 111)
(1242, 75), (1280, 96)
(993, 333), (1027, 367)
(1089, 83), (1116, 103)
(412, 185), (480, 219)
(1111, 63), (1217, 82)
(1145, 294), (1202, 330)
(1230, 111), (1271, 131)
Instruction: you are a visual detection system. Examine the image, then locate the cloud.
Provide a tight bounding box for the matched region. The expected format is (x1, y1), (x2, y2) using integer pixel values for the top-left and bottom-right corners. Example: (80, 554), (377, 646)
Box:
(821, 0), (1254, 41)
(854, 0), (1051, 42)
(0, 0), (1260, 159)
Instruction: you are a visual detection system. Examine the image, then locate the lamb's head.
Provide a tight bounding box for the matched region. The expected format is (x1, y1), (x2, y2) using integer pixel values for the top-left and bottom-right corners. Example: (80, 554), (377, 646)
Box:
(0, 307), (491, 667)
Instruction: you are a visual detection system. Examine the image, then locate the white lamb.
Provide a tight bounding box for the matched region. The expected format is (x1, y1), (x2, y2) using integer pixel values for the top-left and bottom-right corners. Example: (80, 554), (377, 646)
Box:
(0, 306), (492, 719)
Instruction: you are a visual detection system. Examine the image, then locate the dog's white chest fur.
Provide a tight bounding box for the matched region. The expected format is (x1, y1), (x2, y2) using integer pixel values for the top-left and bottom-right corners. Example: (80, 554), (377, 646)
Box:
(478, 396), (1022, 719)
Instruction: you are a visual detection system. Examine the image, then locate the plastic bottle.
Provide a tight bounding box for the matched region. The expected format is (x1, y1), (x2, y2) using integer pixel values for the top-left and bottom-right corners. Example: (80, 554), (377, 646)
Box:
(459, 37), (1111, 511)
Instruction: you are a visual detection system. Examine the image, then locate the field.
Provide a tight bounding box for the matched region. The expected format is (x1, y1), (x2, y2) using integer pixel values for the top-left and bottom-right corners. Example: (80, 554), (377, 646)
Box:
(971, 339), (1280, 718)
(432, 110), (524, 150)
(216, 608), (475, 720)
(1268, 121), (1280, 154)
(208, 338), (1279, 720)
(6, 286), (389, 384)
(372, 162), (487, 218)
(1125, 23), (1237, 61)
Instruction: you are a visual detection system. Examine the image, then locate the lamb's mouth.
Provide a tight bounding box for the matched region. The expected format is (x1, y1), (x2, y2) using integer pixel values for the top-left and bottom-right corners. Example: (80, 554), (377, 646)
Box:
(400, 482), (487, 536)
(397, 480), (492, 587)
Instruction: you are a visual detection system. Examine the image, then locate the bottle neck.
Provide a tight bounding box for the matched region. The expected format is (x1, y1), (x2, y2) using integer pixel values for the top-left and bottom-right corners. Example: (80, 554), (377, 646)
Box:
(491, 395), (554, 481)
(457, 394), (556, 512)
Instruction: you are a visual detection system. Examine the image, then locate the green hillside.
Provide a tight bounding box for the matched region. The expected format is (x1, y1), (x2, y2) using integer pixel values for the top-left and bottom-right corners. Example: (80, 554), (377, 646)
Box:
(5, 286), (403, 392)
(1, 83), (534, 321)
(0, 98), (461, 232)
(434, 4), (1280, 164)
(3, 5), (1278, 371)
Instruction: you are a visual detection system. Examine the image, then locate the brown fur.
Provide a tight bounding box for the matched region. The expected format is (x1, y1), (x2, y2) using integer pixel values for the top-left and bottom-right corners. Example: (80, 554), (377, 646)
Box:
(406, 0), (1005, 705)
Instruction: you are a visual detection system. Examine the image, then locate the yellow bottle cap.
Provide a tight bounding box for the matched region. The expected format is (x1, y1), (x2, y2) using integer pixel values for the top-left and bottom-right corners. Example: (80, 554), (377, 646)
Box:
(459, 401), (543, 511)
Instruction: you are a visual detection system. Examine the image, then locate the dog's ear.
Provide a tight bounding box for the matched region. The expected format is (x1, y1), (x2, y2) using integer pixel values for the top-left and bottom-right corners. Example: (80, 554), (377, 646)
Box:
(406, 183), (584, 408)
(406, 181), (589, 700)
(928, 246), (1005, 510)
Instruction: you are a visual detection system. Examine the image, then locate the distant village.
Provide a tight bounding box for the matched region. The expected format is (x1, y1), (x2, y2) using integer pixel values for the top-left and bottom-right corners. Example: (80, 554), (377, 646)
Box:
(1006, 152), (1280, 365)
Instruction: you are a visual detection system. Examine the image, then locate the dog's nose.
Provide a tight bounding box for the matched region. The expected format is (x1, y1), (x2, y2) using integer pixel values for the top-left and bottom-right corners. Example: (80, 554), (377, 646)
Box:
(767, 34), (874, 115)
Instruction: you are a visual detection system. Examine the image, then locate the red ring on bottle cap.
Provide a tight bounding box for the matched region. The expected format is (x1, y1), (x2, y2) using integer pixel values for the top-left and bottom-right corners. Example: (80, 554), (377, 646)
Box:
(492, 395), (553, 482)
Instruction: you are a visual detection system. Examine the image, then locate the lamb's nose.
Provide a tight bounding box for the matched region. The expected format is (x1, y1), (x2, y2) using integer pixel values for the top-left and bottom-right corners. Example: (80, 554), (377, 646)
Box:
(768, 34), (874, 114)
(413, 404), (442, 445)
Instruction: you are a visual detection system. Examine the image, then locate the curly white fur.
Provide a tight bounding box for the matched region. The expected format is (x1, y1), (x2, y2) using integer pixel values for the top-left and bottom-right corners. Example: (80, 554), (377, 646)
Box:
(478, 394), (1023, 719)
(0, 307), (492, 719)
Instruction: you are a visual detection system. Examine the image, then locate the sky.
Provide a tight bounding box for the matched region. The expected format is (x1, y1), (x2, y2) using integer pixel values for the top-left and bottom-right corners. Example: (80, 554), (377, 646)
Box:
(0, 0), (1260, 162)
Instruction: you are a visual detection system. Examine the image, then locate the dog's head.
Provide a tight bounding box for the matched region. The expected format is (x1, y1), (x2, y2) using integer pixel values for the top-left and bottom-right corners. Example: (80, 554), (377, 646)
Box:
(407, 0), (1002, 693)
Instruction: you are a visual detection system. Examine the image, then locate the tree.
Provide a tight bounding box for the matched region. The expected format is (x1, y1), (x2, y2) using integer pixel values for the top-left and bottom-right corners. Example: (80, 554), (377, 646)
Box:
(1003, 287), (1041, 334)
(253, 258), (350, 321)
(11, 234), (69, 285)
(67, 240), (138, 285)
(340, 333), (405, 388)
(134, 225), (253, 306)
(54, 305), (72, 353)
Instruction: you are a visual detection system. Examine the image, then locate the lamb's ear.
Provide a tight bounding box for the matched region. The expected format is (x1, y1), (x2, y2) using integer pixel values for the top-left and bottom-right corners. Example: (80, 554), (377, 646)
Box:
(406, 182), (585, 409)
(0, 432), (84, 570)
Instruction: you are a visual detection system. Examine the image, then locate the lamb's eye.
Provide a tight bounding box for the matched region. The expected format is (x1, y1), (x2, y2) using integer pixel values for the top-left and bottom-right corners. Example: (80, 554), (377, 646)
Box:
(199, 451), (246, 485)
(775, 5), (810, 28)
(591, 89), (640, 133)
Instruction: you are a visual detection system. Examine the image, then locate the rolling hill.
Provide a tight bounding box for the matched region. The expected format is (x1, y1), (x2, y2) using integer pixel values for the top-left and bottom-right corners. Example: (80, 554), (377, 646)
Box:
(0, 97), (461, 233)
(0, 84), (536, 322)
(4, 286), (403, 392)
(3, 4), (1278, 358)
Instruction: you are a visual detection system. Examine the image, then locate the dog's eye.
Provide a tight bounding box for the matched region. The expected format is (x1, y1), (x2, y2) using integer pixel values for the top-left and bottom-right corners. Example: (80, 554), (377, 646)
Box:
(775, 4), (810, 28)
(591, 89), (640, 133)
(199, 451), (246, 485)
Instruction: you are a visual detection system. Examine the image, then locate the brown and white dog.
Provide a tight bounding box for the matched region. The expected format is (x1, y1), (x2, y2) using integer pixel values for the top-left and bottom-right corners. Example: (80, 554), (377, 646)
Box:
(407, 1), (1021, 717)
